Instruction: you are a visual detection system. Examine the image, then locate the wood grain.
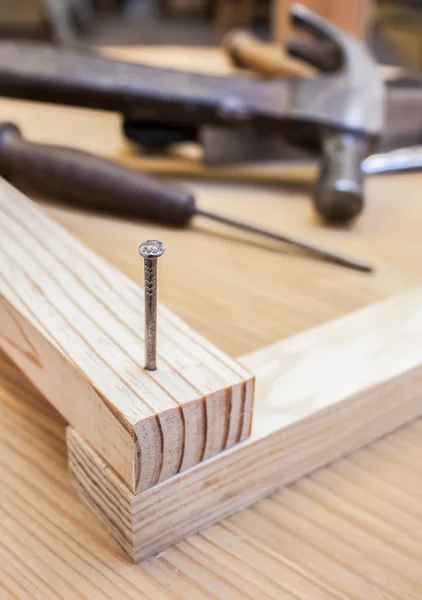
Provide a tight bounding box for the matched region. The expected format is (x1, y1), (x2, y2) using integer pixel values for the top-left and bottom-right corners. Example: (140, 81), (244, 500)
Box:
(69, 283), (422, 561)
(0, 178), (254, 493)
(2, 347), (422, 598)
(0, 344), (422, 600)
(1, 45), (422, 597)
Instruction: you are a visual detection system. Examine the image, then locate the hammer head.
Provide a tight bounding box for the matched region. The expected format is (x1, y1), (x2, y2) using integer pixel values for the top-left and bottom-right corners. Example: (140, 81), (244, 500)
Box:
(278, 3), (385, 140)
(123, 3), (385, 154)
(200, 5), (385, 224)
(121, 5), (385, 223)
(282, 5), (385, 222)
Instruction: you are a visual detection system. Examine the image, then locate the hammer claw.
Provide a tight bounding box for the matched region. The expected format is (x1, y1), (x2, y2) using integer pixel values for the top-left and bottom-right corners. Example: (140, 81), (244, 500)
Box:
(290, 2), (335, 43)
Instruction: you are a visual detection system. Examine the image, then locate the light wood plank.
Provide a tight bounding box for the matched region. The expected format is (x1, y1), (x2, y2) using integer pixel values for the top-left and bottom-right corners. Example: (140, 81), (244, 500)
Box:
(1, 44), (422, 599)
(69, 283), (422, 561)
(0, 178), (254, 493)
(3, 345), (422, 598)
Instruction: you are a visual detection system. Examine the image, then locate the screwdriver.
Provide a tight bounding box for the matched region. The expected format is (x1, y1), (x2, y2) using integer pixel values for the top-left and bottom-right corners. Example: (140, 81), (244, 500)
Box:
(0, 122), (372, 273)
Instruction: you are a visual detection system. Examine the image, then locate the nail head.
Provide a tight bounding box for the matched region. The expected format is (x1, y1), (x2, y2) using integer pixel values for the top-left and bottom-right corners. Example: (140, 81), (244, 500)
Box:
(139, 239), (165, 259)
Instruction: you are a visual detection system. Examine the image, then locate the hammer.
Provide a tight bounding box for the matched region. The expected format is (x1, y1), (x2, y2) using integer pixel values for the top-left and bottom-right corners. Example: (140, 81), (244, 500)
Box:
(0, 4), (385, 223)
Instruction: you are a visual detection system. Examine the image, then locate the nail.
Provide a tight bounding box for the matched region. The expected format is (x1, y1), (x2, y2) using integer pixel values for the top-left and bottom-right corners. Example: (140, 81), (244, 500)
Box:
(139, 240), (165, 371)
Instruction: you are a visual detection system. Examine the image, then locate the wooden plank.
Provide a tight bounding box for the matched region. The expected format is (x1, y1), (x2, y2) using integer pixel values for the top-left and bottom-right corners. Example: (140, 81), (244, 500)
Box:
(69, 283), (422, 561)
(1, 43), (422, 597)
(3, 348), (422, 599)
(0, 178), (254, 494)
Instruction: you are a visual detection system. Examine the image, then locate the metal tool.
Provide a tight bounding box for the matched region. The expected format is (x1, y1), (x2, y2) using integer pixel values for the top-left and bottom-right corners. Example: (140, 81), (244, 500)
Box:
(139, 240), (165, 371)
(287, 37), (342, 73)
(211, 26), (422, 173)
(0, 4), (384, 225)
(0, 122), (371, 272)
(363, 147), (422, 174)
(201, 82), (422, 174)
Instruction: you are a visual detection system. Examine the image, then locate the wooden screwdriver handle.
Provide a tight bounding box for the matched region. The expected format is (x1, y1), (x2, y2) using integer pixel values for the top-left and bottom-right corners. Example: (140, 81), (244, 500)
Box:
(0, 123), (195, 225)
(222, 28), (316, 78)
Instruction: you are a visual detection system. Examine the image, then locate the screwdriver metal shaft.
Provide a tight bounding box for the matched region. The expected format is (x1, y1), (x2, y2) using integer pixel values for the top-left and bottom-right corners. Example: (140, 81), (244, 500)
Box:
(196, 209), (372, 273)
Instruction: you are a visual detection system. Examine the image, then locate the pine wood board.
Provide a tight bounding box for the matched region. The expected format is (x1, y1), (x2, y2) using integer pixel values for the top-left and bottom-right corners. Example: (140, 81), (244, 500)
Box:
(68, 283), (422, 561)
(0, 179), (254, 494)
(2, 348), (422, 599)
(0, 45), (422, 596)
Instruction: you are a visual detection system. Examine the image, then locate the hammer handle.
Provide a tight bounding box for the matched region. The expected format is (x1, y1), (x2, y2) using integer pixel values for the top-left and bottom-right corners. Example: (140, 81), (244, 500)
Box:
(314, 131), (369, 223)
(223, 29), (316, 78)
(0, 41), (291, 130)
(0, 123), (195, 225)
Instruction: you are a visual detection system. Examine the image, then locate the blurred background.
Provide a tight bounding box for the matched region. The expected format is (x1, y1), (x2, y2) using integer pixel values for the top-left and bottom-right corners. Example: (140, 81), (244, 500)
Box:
(0, 0), (421, 69)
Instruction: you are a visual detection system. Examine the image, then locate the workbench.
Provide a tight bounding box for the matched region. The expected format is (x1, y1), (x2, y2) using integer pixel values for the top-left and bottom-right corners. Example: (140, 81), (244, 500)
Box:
(1, 47), (422, 599)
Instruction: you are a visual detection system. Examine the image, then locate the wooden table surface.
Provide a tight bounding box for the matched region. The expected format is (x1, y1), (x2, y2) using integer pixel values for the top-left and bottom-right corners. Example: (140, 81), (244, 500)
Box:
(1, 47), (422, 599)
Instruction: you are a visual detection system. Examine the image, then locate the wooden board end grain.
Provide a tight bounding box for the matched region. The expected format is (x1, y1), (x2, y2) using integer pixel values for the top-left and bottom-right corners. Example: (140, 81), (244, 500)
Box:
(68, 283), (422, 561)
(0, 178), (254, 494)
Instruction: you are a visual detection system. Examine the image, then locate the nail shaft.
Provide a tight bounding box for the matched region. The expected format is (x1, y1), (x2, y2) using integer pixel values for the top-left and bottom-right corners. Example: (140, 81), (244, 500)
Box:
(144, 258), (158, 370)
(139, 240), (165, 371)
